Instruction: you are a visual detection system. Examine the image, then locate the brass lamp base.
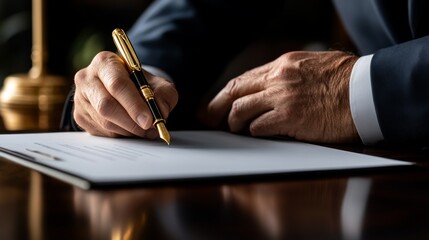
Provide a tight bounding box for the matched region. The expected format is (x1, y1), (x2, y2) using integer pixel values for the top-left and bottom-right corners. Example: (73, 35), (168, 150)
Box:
(0, 73), (68, 111)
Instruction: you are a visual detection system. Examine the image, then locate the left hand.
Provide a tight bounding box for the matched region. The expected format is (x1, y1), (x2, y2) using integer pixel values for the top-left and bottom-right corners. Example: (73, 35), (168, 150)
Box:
(203, 50), (360, 144)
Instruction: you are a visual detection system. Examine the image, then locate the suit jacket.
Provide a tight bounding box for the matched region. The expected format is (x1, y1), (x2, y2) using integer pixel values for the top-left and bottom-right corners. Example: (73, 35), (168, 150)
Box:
(61, 0), (429, 146)
(333, 0), (429, 145)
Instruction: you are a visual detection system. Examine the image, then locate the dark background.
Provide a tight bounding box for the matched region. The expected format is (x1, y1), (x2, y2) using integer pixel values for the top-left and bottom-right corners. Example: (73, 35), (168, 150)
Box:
(0, 0), (152, 87)
(0, 0), (348, 88)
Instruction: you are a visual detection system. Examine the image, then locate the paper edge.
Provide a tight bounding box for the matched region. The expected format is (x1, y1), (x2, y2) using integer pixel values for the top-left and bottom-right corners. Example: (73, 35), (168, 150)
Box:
(0, 152), (91, 190)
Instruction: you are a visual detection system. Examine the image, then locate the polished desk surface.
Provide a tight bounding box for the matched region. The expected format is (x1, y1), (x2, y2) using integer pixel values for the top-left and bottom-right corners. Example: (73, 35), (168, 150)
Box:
(0, 107), (429, 240)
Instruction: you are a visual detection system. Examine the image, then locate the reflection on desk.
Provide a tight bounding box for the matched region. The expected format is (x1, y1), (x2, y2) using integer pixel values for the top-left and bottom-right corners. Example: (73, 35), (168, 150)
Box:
(72, 179), (349, 239)
(69, 175), (428, 240)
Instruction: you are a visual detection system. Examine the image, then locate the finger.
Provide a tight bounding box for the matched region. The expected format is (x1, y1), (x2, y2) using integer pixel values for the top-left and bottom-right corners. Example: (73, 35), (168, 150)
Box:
(206, 68), (268, 127)
(74, 92), (139, 137)
(93, 53), (154, 130)
(147, 73), (178, 120)
(88, 88), (148, 137)
(73, 106), (127, 138)
(228, 90), (273, 133)
(76, 75), (149, 137)
(248, 110), (292, 137)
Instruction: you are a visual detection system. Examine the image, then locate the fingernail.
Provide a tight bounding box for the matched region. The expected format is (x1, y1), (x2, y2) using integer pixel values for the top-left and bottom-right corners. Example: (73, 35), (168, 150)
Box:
(137, 114), (149, 129)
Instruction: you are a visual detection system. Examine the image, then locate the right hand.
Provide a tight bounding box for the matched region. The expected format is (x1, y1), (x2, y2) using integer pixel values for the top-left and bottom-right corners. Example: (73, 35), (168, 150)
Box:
(73, 51), (178, 138)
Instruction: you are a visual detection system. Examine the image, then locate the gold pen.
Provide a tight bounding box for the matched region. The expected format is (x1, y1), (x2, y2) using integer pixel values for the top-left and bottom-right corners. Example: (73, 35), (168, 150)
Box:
(112, 28), (170, 145)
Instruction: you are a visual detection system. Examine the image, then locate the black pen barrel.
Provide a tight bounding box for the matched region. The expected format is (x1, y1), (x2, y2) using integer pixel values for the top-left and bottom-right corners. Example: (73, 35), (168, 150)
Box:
(131, 70), (149, 86)
(146, 98), (164, 123)
(131, 71), (165, 123)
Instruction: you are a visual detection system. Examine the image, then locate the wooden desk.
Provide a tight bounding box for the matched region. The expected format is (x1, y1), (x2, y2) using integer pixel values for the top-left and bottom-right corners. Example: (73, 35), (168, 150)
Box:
(0, 109), (428, 240)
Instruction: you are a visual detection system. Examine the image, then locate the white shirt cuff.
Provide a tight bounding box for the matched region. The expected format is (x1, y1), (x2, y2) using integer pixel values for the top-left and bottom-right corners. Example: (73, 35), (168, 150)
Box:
(141, 65), (173, 82)
(349, 54), (384, 145)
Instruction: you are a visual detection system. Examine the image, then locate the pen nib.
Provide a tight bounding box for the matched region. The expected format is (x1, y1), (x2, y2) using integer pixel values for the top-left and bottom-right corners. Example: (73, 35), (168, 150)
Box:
(155, 122), (170, 145)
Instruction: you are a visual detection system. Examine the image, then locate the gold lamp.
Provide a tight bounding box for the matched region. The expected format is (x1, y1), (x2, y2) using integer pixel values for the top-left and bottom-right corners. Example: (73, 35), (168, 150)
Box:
(0, 0), (69, 111)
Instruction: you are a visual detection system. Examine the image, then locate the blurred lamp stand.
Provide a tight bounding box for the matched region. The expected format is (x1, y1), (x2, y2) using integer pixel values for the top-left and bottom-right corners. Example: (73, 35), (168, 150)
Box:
(0, 0), (68, 130)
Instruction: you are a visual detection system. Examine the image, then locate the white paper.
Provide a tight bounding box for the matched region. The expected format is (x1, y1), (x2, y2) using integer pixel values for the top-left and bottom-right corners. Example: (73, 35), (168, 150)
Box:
(0, 131), (412, 189)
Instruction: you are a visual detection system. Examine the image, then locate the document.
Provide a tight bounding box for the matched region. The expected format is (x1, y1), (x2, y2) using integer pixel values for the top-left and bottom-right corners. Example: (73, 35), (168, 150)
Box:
(0, 131), (412, 189)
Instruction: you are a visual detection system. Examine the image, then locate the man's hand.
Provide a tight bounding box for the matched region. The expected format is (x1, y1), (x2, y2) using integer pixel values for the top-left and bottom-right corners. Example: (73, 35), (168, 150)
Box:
(73, 51), (178, 138)
(204, 50), (360, 143)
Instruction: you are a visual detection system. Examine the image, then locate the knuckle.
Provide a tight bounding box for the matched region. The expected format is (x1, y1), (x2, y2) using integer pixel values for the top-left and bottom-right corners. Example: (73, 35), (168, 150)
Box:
(228, 100), (245, 128)
(281, 51), (305, 62)
(224, 78), (240, 98)
(73, 112), (86, 129)
(73, 69), (87, 85)
(98, 118), (115, 131)
(280, 52), (296, 63)
(249, 121), (262, 135)
(230, 99), (243, 114)
(93, 51), (117, 65)
(95, 52), (128, 93)
(105, 76), (127, 96)
(95, 96), (117, 118)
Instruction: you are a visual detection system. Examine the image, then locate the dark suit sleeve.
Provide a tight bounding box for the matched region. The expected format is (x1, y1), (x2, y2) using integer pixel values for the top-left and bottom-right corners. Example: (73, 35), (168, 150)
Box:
(332, 0), (429, 146)
(60, 84), (82, 131)
(371, 36), (429, 146)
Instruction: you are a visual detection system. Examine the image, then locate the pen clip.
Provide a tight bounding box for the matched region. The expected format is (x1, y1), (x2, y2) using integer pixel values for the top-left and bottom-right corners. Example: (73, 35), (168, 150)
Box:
(112, 28), (142, 72)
